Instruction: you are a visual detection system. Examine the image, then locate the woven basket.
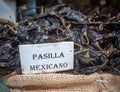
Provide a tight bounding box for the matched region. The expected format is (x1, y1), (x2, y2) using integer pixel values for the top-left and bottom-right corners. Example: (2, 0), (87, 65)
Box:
(4, 73), (120, 92)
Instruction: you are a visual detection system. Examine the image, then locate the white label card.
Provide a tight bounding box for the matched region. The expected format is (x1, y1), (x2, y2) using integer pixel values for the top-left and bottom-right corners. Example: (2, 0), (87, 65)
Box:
(19, 42), (74, 74)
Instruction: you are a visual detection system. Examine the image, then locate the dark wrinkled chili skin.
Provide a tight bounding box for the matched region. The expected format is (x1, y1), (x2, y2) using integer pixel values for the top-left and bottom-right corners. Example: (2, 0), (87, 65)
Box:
(0, 4), (120, 77)
(0, 24), (21, 77)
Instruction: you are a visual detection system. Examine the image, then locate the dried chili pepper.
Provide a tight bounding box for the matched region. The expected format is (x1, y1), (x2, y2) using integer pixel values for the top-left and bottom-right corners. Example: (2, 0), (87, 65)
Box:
(0, 4), (120, 77)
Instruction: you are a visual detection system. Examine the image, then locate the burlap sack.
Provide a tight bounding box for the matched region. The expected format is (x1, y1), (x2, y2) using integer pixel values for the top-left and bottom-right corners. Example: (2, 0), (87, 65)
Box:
(4, 73), (120, 92)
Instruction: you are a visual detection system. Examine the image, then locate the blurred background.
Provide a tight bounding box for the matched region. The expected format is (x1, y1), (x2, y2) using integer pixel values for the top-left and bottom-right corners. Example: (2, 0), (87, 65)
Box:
(0, 0), (120, 22)
(16, 0), (120, 21)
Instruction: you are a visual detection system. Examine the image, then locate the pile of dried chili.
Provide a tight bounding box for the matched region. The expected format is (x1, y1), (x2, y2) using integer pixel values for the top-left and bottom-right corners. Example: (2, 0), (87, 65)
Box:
(0, 4), (120, 77)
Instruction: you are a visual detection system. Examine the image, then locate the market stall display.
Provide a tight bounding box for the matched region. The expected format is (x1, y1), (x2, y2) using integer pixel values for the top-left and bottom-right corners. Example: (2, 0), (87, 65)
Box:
(0, 4), (120, 78)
